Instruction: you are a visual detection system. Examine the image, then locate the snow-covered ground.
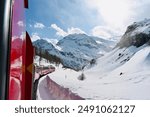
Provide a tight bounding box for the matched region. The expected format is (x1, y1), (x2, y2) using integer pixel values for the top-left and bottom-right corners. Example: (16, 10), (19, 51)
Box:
(36, 44), (150, 100)
(83, 45), (150, 99)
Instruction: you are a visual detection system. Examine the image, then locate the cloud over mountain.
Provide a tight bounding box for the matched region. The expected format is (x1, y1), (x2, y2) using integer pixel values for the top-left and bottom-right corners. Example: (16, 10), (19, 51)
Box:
(51, 24), (85, 37)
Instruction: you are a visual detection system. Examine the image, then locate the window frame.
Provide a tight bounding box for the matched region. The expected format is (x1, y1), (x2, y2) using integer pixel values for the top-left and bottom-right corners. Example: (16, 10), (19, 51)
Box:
(0, 0), (13, 100)
(24, 0), (29, 8)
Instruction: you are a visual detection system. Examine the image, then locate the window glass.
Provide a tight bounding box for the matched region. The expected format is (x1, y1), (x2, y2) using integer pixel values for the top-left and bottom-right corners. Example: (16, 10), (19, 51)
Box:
(9, 0), (25, 100)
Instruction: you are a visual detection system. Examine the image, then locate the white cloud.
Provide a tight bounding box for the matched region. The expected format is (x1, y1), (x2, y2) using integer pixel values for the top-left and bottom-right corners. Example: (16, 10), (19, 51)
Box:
(34, 22), (45, 29)
(29, 24), (32, 27)
(12, 32), (25, 40)
(85, 0), (134, 30)
(12, 36), (19, 41)
(91, 26), (122, 39)
(17, 21), (24, 27)
(67, 27), (86, 35)
(51, 24), (67, 37)
(85, 0), (150, 32)
(51, 24), (85, 37)
(31, 33), (41, 42)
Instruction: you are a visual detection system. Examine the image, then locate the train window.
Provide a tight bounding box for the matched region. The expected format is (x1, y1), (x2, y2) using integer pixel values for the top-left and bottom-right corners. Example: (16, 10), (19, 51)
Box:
(9, 0), (26, 100)
(0, 0), (33, 100)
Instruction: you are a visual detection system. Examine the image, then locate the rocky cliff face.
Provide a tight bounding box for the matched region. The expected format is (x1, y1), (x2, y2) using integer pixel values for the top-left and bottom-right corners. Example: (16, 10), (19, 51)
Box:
(116, 19), (150, 48)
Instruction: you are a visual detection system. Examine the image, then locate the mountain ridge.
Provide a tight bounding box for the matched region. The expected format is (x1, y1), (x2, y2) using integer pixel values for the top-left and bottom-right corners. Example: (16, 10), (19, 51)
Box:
(116, 19), (150, 48)
(33, 34), (115, 70)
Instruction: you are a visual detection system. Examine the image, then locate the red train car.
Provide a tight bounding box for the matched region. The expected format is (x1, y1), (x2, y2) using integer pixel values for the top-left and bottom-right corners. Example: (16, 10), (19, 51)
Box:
(0, 0), (34, 100)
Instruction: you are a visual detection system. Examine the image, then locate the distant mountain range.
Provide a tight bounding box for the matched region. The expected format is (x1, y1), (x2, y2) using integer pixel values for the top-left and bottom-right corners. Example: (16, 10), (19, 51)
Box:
(33, 34), (116, 70)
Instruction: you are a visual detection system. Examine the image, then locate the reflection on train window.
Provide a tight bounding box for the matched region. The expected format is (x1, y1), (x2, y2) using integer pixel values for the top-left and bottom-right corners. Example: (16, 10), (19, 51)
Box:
(9, 0), (25, 100)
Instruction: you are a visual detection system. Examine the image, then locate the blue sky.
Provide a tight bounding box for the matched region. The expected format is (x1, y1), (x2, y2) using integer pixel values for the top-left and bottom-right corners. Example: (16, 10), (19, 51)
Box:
(25, 0), (150, 42)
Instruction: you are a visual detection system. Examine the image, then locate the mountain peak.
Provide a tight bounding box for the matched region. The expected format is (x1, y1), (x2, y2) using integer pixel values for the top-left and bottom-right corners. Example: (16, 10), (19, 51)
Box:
(33, 34), (114, 70)
(61, 33), (93, 41)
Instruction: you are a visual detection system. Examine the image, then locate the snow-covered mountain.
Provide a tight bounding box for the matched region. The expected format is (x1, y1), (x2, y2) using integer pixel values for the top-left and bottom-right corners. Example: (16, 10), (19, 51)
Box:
(44, 19), (150, 100)
(33, 34), (115, 70)
(33, 39), (60, 56)
(116, 19), (150, 48)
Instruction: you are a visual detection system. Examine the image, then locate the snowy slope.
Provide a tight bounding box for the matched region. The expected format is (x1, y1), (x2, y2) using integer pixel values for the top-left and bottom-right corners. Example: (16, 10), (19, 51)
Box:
(47, 45), (150, 100)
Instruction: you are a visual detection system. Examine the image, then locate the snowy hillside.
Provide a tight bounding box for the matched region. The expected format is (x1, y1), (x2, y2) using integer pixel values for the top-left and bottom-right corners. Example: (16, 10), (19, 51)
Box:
(36, 19), (150, 100)
(33, 34), (115, 70)
(83, 45), (150, 99)
(46, 45), (149, 99)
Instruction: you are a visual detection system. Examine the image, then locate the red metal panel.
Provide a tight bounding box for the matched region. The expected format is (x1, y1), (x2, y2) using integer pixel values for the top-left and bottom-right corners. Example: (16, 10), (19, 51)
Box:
(9, 0), (34, 100)
(9, 0), (25, 100)
(22, 32), (34, 100)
